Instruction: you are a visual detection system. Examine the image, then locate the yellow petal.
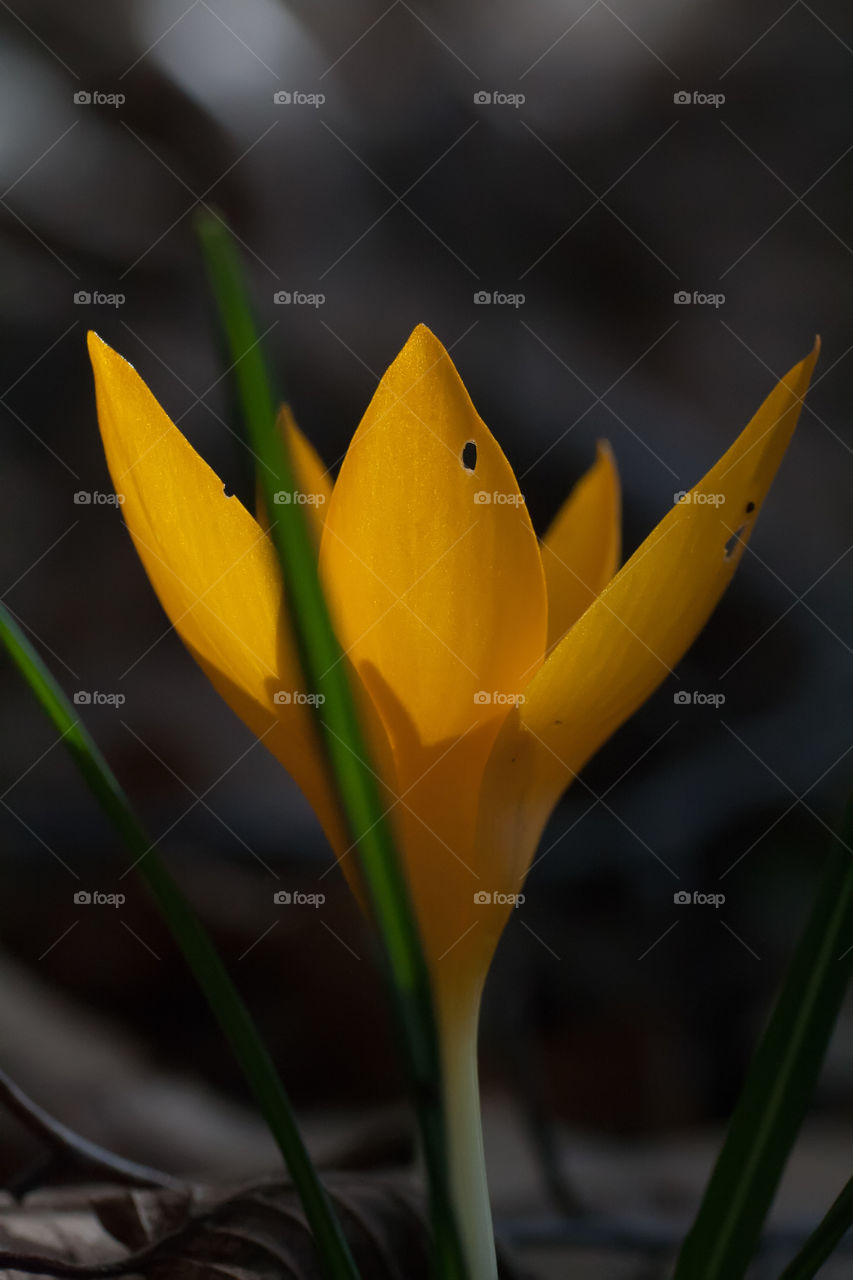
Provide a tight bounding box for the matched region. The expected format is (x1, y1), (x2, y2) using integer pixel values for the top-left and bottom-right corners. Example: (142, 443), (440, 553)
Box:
(541, 440), (621, 650)
(255, 404), (332, 543)
(474, 340), (819, 903)
(319, 324), (547, 773)
(336, 664), (502, 996)
(87, 332), (345, 849)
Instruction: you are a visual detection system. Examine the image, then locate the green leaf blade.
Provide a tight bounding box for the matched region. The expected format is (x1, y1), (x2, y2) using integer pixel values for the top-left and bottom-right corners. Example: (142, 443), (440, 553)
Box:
(778, 1174), (853, 1279)
(673, 795), (853, 1280)
(195, 210), (468, 1280)
(0, 601), (361, 1280)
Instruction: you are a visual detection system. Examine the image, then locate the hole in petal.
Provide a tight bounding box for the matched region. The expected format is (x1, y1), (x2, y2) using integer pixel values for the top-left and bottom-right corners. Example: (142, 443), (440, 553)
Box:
(724, 525), (747, 560)
(745, 501), (756, 514)
(461, 440), (477, 472)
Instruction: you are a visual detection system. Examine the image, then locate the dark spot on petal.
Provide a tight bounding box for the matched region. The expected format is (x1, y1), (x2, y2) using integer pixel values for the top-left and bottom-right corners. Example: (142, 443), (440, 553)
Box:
(745, 501), (755, 514)
(461, 440), (477, 472)
(724, 525), (747, 560)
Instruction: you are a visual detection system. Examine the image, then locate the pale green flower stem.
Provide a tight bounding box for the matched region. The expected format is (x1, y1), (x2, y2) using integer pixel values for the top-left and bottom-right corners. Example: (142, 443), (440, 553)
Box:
(437, 979), (498, 1280)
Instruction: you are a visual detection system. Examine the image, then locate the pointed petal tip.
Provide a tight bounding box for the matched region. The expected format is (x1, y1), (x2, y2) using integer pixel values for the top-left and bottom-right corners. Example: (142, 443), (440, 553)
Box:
(320, 320), (547, 750)
(596, 437), (620, 502)
(541, 436), (622, 648)
(782, 336), (820, 391)
(595, 438), (616, 465)
(409, 321), (439, 342)
(803, 334), (821, 375)
(87, 332), (140, 386)
(797, 334), (820, 375)
(401, 322), (446, 368)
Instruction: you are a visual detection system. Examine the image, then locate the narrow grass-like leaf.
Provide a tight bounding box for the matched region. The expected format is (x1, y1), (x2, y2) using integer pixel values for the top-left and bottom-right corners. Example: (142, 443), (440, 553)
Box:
(673, 794), (853, 1280)
(778, 1173), (853, 1279)
(0, 601), (361, 1280)
(195, 210), (468, 1280)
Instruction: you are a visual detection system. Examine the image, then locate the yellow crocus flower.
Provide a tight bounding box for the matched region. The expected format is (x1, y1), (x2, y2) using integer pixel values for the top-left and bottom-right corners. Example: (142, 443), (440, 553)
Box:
(88, 324), (817, 1279)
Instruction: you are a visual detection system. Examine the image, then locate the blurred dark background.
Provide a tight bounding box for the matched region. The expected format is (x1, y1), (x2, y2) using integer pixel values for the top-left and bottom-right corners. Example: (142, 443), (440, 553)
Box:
(0, 0), (851, 1272)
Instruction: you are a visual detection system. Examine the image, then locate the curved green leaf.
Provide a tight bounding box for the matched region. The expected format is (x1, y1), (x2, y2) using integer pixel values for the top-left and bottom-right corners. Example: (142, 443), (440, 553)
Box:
(195, 211), (468, 1280)
(778, 1173), (853, 1279)
(673, 794), (853, 1279)
(0, 601), (361, 1280)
